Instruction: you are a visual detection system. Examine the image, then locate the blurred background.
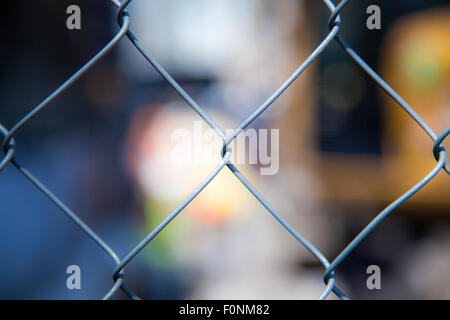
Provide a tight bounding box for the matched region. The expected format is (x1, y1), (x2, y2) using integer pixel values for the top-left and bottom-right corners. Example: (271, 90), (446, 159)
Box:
(0, 0), (448, 299)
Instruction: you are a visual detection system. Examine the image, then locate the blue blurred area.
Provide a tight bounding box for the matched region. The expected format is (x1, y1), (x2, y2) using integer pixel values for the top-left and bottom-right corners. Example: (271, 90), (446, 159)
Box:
(0, 1), (187, 299)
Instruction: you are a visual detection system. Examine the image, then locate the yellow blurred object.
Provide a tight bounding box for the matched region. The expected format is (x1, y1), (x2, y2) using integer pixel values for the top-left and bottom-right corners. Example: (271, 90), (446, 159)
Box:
(382, 7), (450, 205)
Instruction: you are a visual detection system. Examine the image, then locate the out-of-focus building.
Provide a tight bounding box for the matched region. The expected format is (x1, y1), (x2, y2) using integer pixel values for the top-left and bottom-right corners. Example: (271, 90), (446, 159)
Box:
(280, 2), (450, 209)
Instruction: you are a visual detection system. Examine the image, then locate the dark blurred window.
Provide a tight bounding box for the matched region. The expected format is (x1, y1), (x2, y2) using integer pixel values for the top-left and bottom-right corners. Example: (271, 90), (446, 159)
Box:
(315, 0), (448, 154)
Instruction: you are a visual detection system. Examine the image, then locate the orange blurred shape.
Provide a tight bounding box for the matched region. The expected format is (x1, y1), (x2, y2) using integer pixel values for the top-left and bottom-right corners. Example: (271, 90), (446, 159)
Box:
(381, 6), (450, 204)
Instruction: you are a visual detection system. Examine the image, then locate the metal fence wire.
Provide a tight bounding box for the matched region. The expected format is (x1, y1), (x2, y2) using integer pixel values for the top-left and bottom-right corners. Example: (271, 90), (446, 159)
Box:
(0, 0), (449, 300)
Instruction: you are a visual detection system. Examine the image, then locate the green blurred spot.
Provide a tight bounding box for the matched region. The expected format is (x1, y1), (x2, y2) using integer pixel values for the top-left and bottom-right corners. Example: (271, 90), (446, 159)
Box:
(404, 53), (441, 88)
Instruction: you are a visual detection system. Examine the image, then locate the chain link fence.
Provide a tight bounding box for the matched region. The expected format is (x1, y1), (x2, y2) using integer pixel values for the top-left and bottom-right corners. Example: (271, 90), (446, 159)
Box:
(0, 0), (448, 300)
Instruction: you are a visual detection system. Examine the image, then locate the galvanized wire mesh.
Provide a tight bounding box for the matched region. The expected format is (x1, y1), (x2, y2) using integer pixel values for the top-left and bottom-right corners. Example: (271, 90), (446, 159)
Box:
(0, 0), (448, 300)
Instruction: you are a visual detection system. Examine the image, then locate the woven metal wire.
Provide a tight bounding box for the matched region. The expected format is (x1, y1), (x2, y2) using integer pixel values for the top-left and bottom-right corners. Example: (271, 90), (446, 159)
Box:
(0, 0), (448, 300)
